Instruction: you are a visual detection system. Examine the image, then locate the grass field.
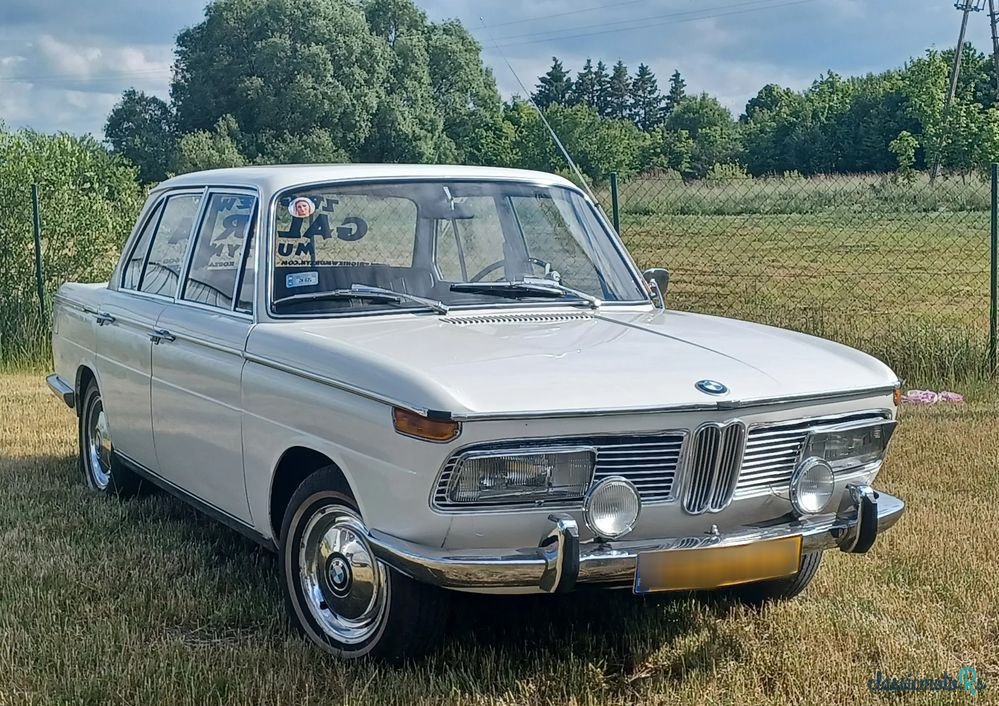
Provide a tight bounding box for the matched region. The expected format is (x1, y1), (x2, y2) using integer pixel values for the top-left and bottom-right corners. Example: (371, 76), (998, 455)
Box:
(613, 174), (994, 385)
(1, 372), (997, 705)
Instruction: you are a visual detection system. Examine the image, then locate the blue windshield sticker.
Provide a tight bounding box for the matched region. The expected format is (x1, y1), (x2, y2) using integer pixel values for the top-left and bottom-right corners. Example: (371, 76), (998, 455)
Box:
(286, 272), (319, 289)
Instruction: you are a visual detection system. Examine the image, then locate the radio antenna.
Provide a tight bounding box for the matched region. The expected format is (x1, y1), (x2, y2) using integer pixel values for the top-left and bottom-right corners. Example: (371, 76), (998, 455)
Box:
(478, 18), (601, 206)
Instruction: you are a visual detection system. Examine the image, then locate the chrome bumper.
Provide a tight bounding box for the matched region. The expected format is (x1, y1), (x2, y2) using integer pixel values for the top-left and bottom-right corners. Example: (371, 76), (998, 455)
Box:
(46, 374), (75, 409)
(368, 485), (904, 593)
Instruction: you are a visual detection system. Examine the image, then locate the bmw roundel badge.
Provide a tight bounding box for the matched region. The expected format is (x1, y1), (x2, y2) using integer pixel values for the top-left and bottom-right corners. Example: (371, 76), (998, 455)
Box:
(695, 379), (729, 396)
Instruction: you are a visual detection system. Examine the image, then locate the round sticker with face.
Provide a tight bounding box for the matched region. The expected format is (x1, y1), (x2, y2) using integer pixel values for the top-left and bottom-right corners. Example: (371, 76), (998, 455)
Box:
(288, 197), (316, 219)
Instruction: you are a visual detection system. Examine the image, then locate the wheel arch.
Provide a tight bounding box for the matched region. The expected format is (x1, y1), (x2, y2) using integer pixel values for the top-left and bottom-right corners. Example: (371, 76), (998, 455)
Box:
(269, 447), (356, 542)
(75, 365), (97, 416)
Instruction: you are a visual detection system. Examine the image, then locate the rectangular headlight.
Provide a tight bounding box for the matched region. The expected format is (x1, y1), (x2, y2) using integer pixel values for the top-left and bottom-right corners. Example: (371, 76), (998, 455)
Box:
(447, 447), (595, 505)
(802, 420), (897, 472)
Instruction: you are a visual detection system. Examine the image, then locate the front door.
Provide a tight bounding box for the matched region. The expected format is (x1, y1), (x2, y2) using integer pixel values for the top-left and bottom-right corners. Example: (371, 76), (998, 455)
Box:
(150, 190), (257, 522)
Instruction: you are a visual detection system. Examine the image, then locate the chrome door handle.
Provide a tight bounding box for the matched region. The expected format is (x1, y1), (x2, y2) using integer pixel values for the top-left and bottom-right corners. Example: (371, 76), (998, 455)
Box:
(150, 329), (176, 344)
(95, 312), (115, 326)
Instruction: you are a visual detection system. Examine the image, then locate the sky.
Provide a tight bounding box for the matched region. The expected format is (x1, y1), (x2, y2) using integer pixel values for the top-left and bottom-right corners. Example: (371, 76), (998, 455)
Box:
(0, 0), (995, 138)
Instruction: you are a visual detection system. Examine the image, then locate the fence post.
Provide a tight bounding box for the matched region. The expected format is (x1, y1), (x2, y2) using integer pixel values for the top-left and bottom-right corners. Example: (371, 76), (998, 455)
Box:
(991, 165), (998, 375)
(610, 172), (621, 234)
(31, 184), (46, 320)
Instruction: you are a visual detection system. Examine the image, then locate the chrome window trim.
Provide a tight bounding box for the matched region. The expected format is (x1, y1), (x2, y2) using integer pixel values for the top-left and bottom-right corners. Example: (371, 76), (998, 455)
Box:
(118, 196), (168, 291)
(137, 187), (209, 299)
(179, 187), (259, 315)
(429, 430), (689, 515)
(262, 177), (652, 320)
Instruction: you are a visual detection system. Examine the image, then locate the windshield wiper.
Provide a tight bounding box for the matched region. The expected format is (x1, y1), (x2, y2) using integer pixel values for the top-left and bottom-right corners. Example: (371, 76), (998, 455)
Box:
(273, 284), (450, 315)
(450, 280), (602, 309)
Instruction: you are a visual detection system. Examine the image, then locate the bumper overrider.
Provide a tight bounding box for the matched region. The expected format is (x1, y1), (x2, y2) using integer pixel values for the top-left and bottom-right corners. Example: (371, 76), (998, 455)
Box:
(367, 484), (903, 594)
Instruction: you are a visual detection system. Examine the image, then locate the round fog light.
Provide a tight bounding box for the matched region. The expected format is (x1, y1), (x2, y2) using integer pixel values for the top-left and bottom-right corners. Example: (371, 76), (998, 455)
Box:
(790, 457), (835, 515)
(583, 477), (641, 539)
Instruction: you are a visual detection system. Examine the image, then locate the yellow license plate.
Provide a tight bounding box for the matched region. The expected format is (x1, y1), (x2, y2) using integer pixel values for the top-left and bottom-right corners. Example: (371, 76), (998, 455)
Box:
(634, 535), (803, 593)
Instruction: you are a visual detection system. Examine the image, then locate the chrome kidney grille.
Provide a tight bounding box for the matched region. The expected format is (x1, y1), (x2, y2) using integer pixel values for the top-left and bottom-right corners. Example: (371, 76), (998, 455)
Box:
(681, 422), (747, 514)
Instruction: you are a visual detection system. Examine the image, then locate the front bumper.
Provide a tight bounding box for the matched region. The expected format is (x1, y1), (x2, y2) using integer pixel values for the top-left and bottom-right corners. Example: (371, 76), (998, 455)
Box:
(368, 484), (904, 593)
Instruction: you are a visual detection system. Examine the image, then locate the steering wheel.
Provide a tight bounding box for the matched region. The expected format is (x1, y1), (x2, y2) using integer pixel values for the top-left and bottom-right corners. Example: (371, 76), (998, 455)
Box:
(469, 257), (555, 283)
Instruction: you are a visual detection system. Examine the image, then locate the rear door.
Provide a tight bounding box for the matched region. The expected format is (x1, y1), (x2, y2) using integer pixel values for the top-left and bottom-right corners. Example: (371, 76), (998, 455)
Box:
(150, 190), (257, 521)
(96, 191), (203, 471)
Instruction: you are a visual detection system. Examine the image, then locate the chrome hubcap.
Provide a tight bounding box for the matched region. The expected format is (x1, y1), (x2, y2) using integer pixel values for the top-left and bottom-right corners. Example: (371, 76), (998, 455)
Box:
(298, 507), (387, 645)
(87, 398), (112, 490)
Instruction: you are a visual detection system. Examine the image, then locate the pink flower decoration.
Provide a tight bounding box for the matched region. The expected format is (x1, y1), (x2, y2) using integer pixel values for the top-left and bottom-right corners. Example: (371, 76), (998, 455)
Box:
(901, 390), (964, 405)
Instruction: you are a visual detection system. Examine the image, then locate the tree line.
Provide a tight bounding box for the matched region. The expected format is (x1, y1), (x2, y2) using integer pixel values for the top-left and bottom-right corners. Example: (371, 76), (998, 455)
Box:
(103, 0), (999, 184)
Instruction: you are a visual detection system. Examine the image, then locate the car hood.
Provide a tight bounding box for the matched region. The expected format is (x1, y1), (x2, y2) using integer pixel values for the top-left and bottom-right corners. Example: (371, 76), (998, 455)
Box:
(246, 308), (899, 419)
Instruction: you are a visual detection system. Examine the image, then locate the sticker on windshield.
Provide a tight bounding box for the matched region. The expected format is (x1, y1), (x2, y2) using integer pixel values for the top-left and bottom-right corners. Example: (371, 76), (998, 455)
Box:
(286, 271), (319, 289)
(288, 197), (316, 219)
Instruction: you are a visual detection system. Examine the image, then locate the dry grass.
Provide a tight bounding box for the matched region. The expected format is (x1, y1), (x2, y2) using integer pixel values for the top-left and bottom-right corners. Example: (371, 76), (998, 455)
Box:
(1, 372), (997, 705)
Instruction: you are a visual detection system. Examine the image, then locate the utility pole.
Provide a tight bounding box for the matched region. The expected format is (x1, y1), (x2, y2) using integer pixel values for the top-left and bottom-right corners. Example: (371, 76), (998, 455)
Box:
(932, 0), (987, 182)
(990, 0), (999, 101)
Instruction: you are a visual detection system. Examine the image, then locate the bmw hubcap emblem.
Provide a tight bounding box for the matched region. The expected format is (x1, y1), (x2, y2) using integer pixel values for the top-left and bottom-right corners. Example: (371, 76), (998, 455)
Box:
(695, 379), (728, 395)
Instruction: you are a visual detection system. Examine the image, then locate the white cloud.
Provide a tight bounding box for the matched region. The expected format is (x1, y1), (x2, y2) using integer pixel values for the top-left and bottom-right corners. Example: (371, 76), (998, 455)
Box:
(0, 0), (997, 136)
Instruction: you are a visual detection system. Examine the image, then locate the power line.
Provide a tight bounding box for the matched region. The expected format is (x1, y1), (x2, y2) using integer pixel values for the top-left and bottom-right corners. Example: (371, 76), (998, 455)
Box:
(480, 0), (657, 30)
(488, 0), (797, 43)
(0, 68), (171, 84)
(486, 0), (819, 49)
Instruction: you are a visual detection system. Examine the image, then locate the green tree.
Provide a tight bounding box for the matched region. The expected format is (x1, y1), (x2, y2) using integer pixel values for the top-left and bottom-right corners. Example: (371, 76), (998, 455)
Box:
(571, 59), (598, 107)
(171, 0), (389, 159)
(665, 70), (686, 115)
(629, 63), (665, 131)
(507, 101), (645, 179)
(888, 130), (918, 182)
(665, 94), (741, 177)
(104, 89), (176, 183)
(0, 126), (144, 360)
(593, 61), (613, 117)
(607, 60), (631, 119)
(533, 58), (574, 109)
(173, 115), (248, 174)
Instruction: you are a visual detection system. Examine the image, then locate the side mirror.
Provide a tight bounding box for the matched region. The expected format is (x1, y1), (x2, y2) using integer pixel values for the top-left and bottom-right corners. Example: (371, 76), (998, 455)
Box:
(643, 268), (670, 308)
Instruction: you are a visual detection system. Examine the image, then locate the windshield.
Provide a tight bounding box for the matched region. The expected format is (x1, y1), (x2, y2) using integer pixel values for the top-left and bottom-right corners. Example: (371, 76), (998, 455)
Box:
(269, 180), (648, 315)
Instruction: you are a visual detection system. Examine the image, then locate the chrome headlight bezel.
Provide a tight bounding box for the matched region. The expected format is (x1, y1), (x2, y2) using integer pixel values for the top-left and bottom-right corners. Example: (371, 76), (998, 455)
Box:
(789, 457), (836, 515)
(444, 446), (596, 507)
(583, 476), (642, 539)
(800, 419), (897, 473)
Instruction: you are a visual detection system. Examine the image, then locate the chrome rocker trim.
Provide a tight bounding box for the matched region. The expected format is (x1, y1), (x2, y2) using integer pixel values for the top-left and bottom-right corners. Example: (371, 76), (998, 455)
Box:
(368, 484), (904, 593)
(46, 374), (76, 409)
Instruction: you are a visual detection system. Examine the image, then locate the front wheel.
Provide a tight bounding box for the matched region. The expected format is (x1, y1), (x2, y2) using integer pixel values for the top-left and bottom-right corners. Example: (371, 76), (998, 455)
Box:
(279, 467), (448, 661)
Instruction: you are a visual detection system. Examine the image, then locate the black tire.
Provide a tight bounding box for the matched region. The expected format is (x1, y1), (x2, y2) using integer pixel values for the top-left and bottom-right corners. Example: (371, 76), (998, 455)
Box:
(78, 380), (143, 497)
(723, 551), (823, 605)
(279, 466), (448, 662)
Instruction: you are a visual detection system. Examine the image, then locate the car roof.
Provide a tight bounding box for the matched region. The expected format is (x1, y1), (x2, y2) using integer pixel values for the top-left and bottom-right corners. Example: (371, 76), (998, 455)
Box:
(154, 164), (579, 195)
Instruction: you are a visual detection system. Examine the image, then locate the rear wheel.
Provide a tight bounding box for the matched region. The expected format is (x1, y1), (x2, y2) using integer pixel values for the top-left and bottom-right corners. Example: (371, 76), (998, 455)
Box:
(279, 467), (448, 661)
(78, 381), (142, 497)
(723, 551), (823, 605)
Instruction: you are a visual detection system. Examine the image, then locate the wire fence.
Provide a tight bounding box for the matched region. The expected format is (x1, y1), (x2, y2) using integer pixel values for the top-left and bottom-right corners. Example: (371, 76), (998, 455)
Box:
(604, 169), (999, 384)
(6, 171), (999, 384)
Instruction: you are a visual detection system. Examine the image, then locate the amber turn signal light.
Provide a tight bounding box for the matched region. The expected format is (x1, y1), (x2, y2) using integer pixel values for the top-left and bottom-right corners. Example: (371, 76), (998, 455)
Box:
(392, 408), (460, 442)
(893, 387), (903, 407)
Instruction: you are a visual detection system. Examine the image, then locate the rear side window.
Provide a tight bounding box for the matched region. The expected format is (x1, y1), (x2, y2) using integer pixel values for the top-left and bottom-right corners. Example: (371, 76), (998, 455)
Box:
(182, 193), (256, 311)
(121, 202), (163, 290)
(140, 194), (202, 297)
